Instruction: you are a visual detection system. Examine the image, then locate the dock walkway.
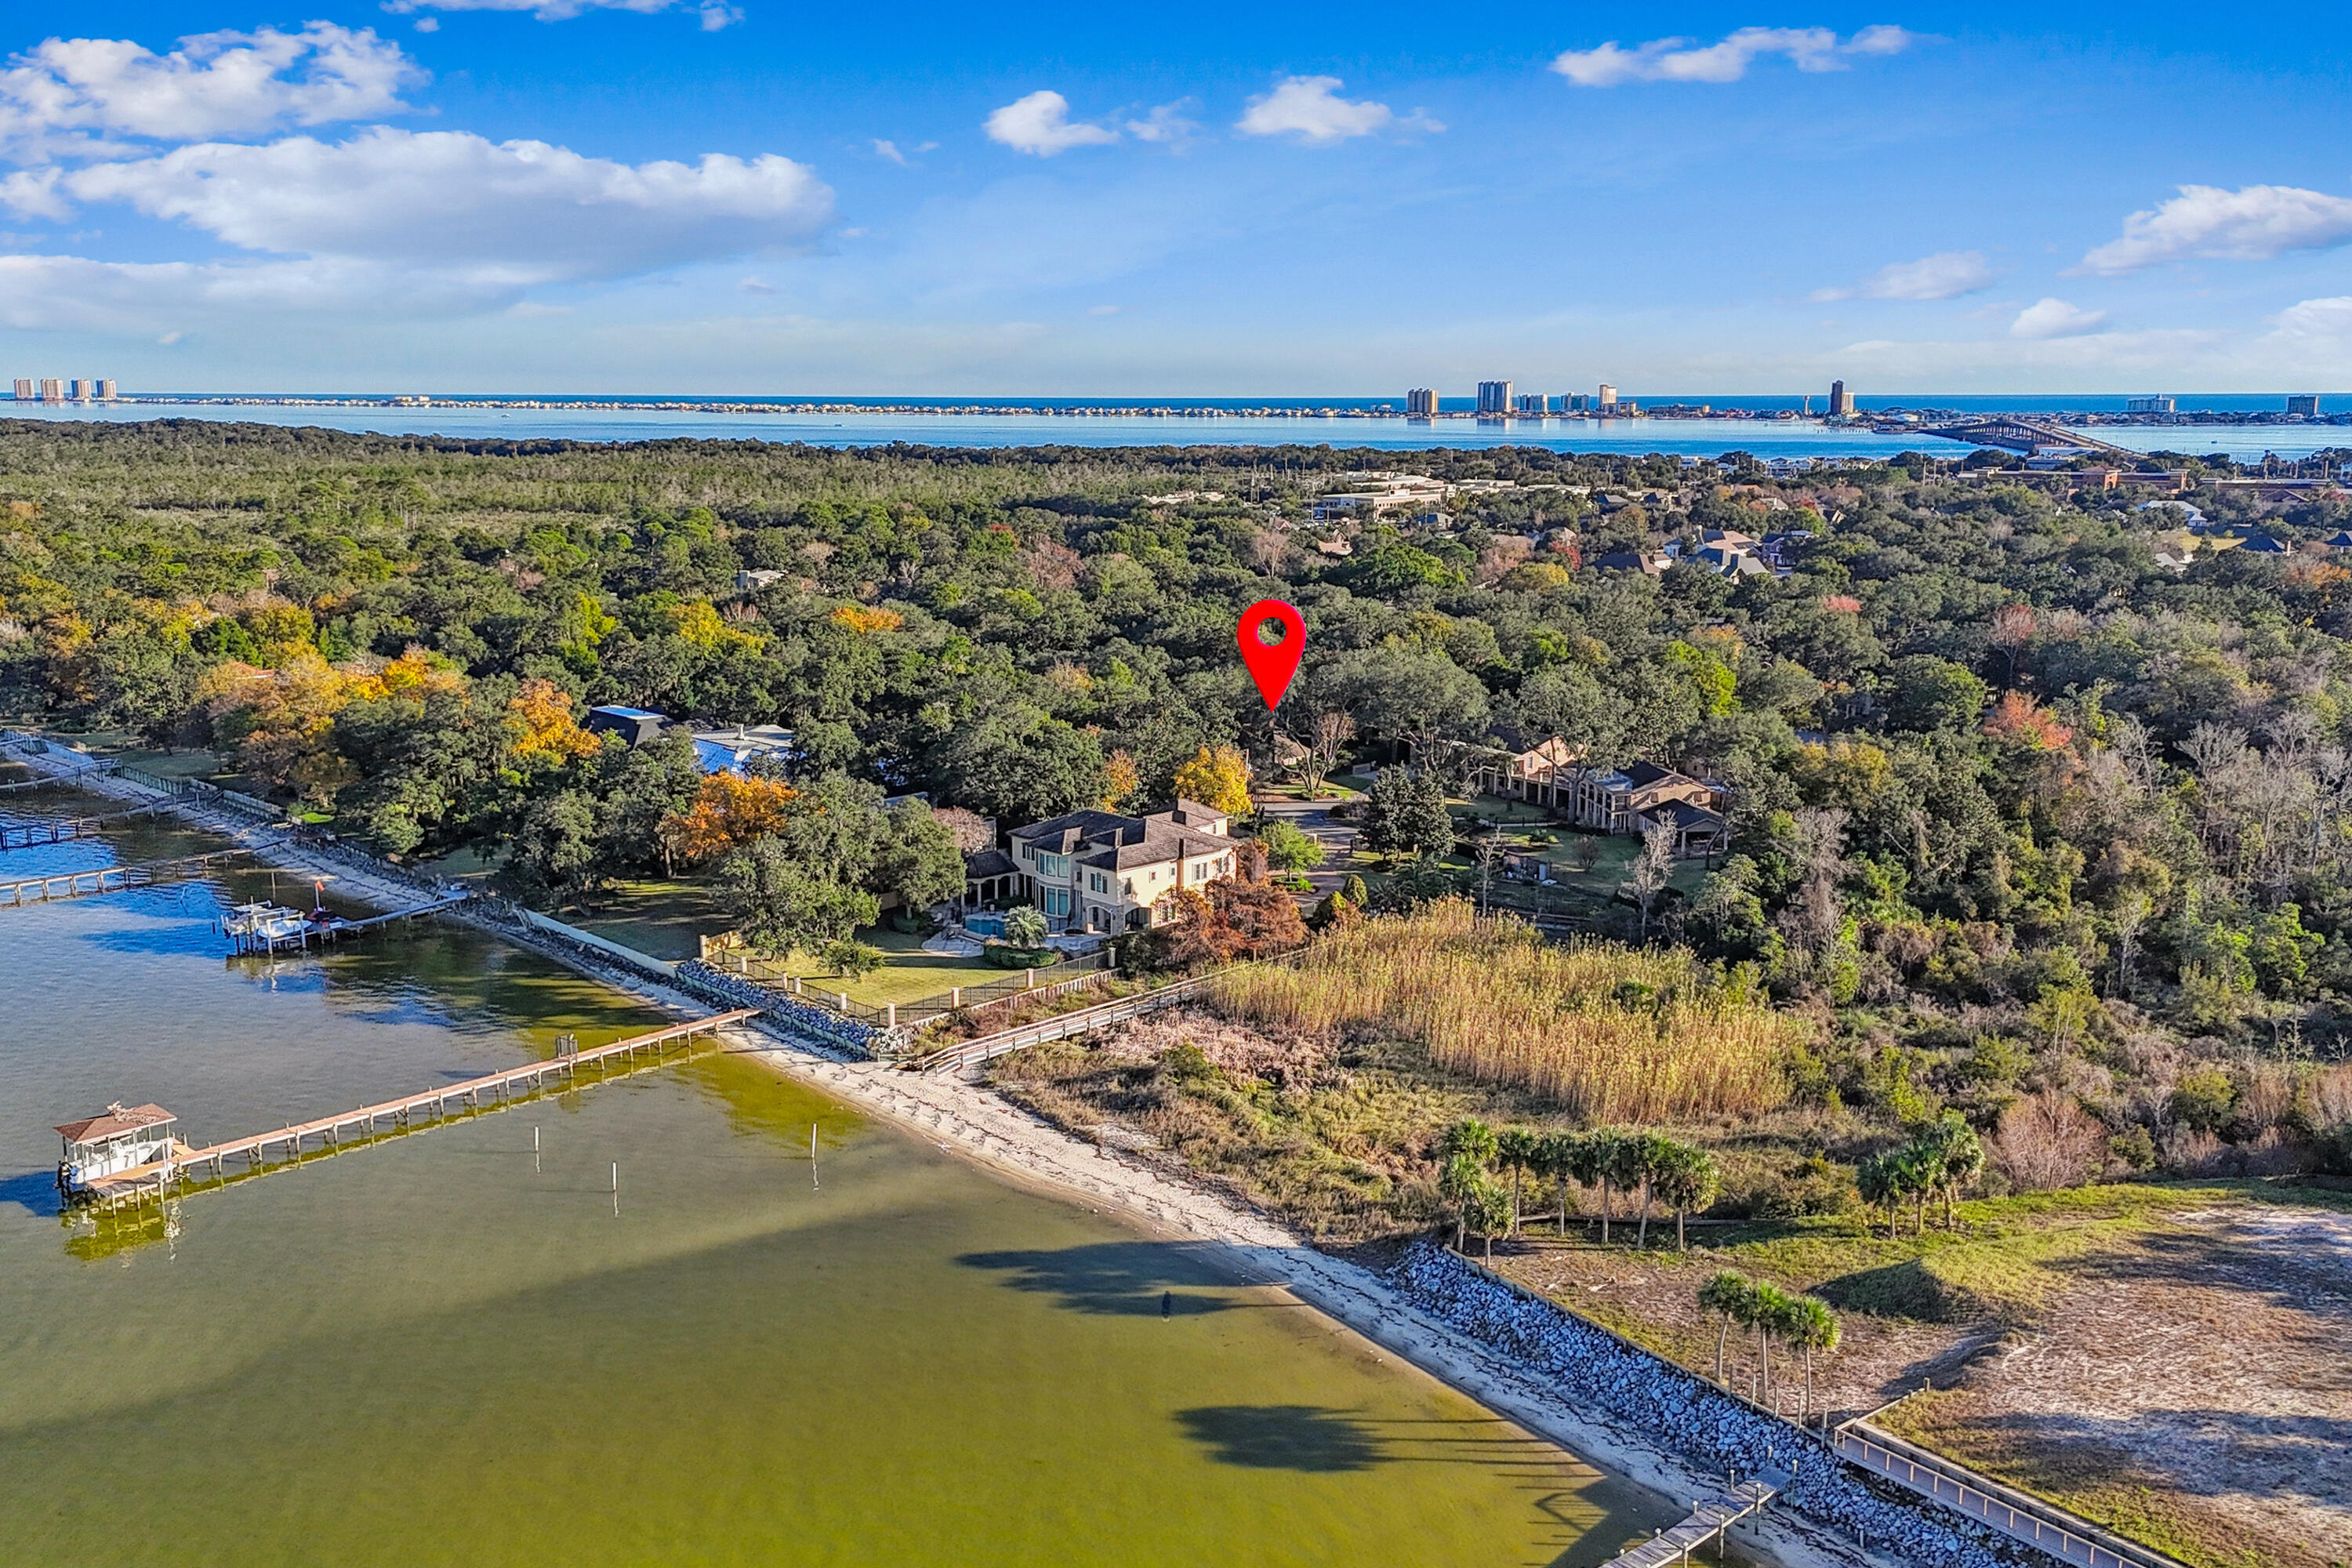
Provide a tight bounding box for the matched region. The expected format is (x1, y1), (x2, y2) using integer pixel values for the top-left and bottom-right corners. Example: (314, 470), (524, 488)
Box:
(1, 797), (180, 851)
(83, 1009), (760, 1207)
(3, 844), (270, 907)
(1602, 1474), (1783, 1567)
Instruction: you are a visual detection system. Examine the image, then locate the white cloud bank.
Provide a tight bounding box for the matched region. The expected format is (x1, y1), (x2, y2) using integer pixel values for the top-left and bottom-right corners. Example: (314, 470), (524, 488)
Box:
(984, 90), (1118, 156)
(0, 127), (833, 325)
(2082, 183), (2352, 274)
(1552, 25), (1914, 87)
(380, 0), (743, 28)
(2009, 298), (2109, 339)
(1236, 76), (1436, 142)
(1813, 249), (1994, 302)
(0, 23), (422, 156)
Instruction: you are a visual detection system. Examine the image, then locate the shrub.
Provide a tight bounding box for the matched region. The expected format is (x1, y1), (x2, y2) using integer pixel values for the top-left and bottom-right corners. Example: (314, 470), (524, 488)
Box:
(1210, 900), (1798, 1122)
(1993, 1088), (2103, 1192)
(2169, 1066), (2237, 1133)
(1254, 818), (1327, 872)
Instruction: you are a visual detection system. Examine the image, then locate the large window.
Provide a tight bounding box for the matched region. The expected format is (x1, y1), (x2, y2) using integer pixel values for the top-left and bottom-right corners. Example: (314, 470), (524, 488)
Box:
(1041, 887), (1072, 917)
(1033, 851), (1071, 879)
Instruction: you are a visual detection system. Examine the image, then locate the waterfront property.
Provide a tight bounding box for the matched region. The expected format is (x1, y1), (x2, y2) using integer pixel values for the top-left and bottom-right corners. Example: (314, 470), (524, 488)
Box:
(988, 801), (1239, 932)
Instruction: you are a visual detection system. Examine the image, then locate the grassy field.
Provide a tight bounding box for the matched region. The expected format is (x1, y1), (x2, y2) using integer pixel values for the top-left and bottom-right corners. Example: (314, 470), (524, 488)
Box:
(740, 926), (1011, 1007)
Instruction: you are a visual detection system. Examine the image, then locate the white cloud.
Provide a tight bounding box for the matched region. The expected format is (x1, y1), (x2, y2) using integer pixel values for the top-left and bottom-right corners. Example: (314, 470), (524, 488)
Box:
(983, 91), (1118, 156)
(2264, 295), (2352, 356)
(872, 138), (907, 165)
(2010, 297), (2107, 339)
(1552, 25), (1915, 87)
(1236, 77), (1414, 143)
(1813, 249), (1995, 302)
(4, 127), (832, 317)
(380, 0), (742, 26)
(0, 23), (423, 155)
(1126, 100), (1199, 143)
(2080, 183), (2352, 274)
(0, 252), (516, 331)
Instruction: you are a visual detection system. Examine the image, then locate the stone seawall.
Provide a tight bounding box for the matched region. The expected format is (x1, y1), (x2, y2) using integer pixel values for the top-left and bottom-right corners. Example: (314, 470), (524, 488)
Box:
(1388, 1241), (2048, 1568)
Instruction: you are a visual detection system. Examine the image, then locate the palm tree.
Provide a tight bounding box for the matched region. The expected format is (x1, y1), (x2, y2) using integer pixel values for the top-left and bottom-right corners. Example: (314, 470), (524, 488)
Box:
(1602, 1130), (1651, 1248)
(1439, 1152), (1486, 1251)
(1921, 1113), (1985, 1228)
(1897, 1145), (1936, 1236)
(1630, 1131), (1681, 1249)
(1495, 1127), (1542, 1237)
(1439, 1116), (1499, 1169)
(1465, 1178), (1514, 1262)
(1539, 1129), (1582, 1234)
(1696, 1270), (1754, 1388)
(1749, 1281), (1794, 1406)
(1559, 1130), (1606, 1240)
(1855, 1152), (1899, 1240)
(1784, 1294), (1842, 1425)
(1649, 1140), (1720, 1250)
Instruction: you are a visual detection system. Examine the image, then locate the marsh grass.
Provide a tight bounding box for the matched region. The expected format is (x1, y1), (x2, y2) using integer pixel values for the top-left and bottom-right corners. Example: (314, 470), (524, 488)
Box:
(1210, 902), (1798, 1121)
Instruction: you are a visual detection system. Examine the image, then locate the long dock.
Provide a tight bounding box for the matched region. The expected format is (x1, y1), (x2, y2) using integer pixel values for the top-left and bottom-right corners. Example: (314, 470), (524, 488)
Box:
(82, 1009), (760, 1208)
(223, 891), (472, 954)
(1602, 1473), (1783, 1567)
(2, 844), (269, 907)
(0, 758), (117, 793)
(1, 798), (180, 851)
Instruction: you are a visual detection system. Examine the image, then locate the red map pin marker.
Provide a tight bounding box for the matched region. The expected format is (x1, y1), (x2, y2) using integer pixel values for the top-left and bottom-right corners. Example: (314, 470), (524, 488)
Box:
(1237, 598), (1305, 711)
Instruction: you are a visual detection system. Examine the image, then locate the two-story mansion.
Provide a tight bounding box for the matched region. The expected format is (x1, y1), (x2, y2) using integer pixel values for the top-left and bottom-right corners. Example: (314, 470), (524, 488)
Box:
(976, 801), (1239, 933)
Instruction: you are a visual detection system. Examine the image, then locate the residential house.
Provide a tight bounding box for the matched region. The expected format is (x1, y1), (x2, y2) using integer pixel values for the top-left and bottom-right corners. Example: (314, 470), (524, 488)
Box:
(584, 706), (670, 748)
(691, 724), (797, 775)
(1472, 729), (1582, 809)
(999, 801), (1240, 933)
(1574, 761), (1727, 856)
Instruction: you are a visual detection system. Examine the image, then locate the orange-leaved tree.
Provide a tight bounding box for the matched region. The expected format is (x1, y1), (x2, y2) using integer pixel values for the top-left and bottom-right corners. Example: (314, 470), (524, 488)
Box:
(659, 772), (800, 871)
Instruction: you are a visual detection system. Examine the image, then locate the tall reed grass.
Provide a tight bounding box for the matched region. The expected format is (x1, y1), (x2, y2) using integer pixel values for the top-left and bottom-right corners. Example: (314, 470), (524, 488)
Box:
(1210, 901), (1795, 1122)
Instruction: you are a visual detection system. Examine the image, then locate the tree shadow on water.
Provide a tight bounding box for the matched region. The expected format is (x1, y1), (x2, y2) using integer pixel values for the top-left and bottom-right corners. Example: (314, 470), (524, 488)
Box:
(1175, 1406), (1384, 1472)
(957, 1242), (1246, 1316)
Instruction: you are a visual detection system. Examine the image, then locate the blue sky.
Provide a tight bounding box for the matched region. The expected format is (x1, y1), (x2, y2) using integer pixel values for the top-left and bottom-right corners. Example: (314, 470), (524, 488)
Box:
(0, 2), (2345, 394)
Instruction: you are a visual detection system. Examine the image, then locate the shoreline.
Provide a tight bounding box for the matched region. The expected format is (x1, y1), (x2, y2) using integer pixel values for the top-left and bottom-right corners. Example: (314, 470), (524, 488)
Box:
(6, 742), (1895, 1568)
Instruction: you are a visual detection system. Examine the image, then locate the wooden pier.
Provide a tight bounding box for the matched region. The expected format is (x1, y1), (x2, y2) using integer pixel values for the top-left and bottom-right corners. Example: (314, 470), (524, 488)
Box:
(223, 891), (472, 954)
(2, 844), (269, 907)
(81, 1009), (760, 1208)
(1, 798), (180, 851)
(1602, 1473), (1784, 1567)
(0, 758), (117, 793)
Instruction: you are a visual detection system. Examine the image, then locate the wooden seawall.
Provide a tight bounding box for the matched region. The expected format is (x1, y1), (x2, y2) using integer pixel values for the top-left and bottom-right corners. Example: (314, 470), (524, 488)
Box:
(82, 1009), (760, 1208)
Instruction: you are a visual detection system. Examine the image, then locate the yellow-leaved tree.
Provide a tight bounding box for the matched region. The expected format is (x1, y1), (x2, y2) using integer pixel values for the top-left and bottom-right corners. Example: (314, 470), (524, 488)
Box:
(659, 773), (800, 870)
(1172, 744), (1252, 815)
(504, 677), (601, 768)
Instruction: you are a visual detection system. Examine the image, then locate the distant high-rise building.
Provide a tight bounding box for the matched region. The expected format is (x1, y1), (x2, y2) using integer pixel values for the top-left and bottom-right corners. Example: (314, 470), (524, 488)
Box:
(1596, 383), (1617, 410)
(1514, 393), (1548, 416)
(1475, 379), (1513, 415)
(1405, 387), (1439, 416)
(71, 378), (93, 401)
(38, 378), (63, 403)
(11, 378), (31, 401)
(1828, 379), (1856, 417)
(2287, 394), (2321, 416)
(2125, 395), (2176, 414)
(97, 379), (118, 401)
(1562, 393), (1588, 412)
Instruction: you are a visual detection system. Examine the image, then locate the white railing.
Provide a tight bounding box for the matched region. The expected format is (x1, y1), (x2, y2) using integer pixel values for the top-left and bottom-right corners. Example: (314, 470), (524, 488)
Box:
(1832, 1424), (2187, 1568)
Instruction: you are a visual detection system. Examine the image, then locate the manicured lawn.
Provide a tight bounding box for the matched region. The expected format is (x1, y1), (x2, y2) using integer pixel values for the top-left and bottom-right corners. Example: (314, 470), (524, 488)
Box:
(568, 877), (733, 961)
(740, 926), (1033, 1008)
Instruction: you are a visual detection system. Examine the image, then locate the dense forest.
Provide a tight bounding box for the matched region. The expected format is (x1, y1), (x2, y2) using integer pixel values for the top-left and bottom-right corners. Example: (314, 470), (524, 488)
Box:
(8, 417), (2352, 1181)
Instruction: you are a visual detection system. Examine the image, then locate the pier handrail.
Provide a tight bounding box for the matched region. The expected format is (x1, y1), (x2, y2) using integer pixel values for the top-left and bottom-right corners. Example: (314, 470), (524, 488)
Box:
(81, 1009), (760, 1205)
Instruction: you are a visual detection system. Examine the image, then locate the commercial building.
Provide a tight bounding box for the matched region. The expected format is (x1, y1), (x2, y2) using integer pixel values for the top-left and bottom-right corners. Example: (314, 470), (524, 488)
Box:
(1596, 383), (1617, 410)
(1562, 393), (1588, 412)
(2125, 395), (2176, 414)
(1405, 387), (1439, 416)
(38, 378), (63, 402)
(70, 379), (93, 401)
(11, 379), (31, 401)
(98, 379), (118, 401)
(1514, 393), (1548, 416)
(1828, 380), (1856, 417)
(1475, 379), (1514, 415)
(2287, 394), (2322, 417)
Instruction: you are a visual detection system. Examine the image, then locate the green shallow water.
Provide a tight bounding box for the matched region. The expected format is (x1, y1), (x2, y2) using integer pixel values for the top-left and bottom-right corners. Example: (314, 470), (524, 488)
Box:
(0, 786), (1667, 1566)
